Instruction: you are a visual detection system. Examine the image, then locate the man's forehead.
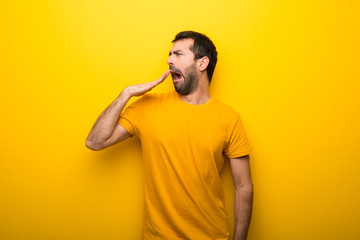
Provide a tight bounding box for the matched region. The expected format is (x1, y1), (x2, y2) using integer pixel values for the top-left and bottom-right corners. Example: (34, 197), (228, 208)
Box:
(170, 38), (194, 52)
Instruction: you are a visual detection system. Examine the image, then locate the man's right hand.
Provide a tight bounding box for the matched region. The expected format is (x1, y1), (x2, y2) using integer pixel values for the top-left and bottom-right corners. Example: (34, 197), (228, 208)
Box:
(86, 70), (171, 151)
(122, 70), (170, 98)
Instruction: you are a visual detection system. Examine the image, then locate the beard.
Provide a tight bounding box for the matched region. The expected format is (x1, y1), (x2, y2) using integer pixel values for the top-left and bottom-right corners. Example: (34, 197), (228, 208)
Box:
(171, 62), (199, 95)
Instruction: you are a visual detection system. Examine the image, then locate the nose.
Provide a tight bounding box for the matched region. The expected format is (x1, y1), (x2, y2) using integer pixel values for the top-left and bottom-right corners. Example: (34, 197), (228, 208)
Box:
(167, 54), (174, 66)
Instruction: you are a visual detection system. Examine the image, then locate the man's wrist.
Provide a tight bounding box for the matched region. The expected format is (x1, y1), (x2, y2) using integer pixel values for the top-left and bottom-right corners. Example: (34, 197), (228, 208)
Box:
(119, 88), (132, 102)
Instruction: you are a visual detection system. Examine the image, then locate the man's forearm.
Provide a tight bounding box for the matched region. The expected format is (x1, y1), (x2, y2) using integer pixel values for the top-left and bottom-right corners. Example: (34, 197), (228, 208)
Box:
(86, 91), (131, 149)
(233, 184), (253, 240)
(86, 70), (170, 150)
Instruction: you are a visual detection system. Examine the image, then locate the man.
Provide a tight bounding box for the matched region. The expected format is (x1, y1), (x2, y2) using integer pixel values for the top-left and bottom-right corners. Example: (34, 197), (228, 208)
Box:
(86, 31), (253, 240)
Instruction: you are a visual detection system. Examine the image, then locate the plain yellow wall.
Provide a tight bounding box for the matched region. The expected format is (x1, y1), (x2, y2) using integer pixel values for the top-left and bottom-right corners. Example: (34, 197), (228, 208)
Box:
(1, 0), (359, 239)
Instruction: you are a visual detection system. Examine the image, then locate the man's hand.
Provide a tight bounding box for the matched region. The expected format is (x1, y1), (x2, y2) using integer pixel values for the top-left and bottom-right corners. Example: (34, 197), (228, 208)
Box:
(123, 70), (170, 98)
(86, 70), (171, 151)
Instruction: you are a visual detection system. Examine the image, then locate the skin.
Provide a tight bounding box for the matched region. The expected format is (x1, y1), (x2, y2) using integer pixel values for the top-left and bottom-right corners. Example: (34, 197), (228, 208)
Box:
(230, 155), (253, 240)
(170, 61), (198, 95)
(167, 38), (211, 105)
(85, 70), (170, 150)
(86, 38), (253, 240)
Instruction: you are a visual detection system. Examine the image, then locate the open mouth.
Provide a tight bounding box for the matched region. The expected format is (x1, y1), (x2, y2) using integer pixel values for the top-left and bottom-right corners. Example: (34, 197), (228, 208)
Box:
(170, 70), (183, 82)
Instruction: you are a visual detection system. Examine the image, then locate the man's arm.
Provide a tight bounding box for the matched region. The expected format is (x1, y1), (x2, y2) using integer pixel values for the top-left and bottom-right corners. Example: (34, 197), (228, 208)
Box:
(229, 155), (253, 240)
(86, 70), (170, 151)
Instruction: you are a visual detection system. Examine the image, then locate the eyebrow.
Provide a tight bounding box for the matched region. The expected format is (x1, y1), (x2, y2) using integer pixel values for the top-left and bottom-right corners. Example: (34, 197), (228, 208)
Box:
(169, 50), (184, 56)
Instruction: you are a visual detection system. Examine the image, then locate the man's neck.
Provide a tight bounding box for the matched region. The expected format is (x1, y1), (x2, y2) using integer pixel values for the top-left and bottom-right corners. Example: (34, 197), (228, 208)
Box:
(177, 76), (211, 105)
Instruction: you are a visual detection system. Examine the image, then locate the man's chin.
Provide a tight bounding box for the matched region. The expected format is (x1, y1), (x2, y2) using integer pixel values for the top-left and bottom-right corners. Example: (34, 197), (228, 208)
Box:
(174, 85), (186, 95)
(174, 85), (192, 95)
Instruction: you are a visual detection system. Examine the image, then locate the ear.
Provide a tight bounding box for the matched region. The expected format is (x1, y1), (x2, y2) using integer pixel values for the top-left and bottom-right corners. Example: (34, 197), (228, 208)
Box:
(198, 56), (209, 72)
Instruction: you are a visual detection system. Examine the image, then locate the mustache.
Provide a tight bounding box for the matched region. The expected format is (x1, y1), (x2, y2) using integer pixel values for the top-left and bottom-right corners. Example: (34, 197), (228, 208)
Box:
(169, 66), (183, 75)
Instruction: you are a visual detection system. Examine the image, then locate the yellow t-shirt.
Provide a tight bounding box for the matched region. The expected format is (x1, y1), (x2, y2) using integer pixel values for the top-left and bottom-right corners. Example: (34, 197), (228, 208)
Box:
(118, 91), (251, 240)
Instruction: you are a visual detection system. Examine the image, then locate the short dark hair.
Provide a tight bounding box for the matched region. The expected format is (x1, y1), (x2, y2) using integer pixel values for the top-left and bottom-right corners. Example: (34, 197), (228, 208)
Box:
(172, 31), (218, 83)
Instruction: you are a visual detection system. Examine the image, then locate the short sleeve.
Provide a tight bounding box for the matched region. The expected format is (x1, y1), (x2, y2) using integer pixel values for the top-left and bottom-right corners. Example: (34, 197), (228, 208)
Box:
(223, 113), (251, 158)
(118, 96), (145, 137)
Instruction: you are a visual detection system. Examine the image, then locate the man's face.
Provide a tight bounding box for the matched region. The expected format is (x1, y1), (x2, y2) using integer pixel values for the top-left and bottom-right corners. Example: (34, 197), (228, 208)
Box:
(167, 39), (199, 95)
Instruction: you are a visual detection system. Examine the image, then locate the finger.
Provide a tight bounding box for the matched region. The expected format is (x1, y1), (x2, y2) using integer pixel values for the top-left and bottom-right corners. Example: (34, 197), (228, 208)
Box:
(143, 70), (170, 91)
(154, 70), (171, 85)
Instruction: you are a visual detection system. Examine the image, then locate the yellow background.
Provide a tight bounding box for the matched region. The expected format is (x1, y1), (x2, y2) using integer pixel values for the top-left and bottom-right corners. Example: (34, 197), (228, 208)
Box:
(1, 0), (359, 239)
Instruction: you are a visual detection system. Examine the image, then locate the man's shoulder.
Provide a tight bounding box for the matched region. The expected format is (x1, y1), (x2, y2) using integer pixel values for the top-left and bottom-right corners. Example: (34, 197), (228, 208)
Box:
(138, 91), (173, 106)
(130, 91), (174, 110)
(143, 91), (173, 100)
(212, 98), (240, 117)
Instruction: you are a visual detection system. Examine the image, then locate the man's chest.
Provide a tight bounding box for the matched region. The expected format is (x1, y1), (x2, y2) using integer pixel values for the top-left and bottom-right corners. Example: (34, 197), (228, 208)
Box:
(139, 107), (229, 157)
